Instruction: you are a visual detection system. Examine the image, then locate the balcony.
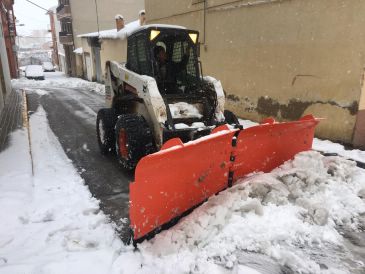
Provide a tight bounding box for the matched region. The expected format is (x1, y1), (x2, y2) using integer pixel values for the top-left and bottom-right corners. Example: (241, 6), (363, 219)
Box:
(56, 4), (71, 20)
(59, 31), (73, 45)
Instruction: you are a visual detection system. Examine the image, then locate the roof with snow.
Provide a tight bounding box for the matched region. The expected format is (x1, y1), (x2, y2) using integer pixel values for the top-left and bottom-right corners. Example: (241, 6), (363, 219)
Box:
(78, 22), (186, 40)
(78, 20), (141, 40)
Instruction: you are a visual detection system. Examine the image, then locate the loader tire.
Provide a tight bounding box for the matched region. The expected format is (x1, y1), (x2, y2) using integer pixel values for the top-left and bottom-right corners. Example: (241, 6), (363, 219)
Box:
(115, 114), (156, 170)
(224, 110), (239, 125)
(96, 108), (117, 154)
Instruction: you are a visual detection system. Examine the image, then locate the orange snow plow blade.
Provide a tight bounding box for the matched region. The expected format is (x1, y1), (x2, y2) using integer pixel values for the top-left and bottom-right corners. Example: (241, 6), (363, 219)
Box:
(130, 115), (319, 241)
(232, 115), (319, 181)
(130, 125), (237, 240)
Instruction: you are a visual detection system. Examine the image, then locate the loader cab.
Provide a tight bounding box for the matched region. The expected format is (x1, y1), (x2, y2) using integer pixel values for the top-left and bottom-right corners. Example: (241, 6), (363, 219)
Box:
(127, 25), (201, 94)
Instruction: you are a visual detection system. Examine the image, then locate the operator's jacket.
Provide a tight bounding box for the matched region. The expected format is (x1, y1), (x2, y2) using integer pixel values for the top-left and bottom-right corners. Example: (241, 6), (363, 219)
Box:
(156, 54), (189, 93)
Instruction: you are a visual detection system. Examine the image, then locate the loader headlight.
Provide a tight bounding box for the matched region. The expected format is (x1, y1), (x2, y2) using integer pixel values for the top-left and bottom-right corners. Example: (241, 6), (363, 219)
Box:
(189, 33), (198, 44)
(150, 30), (160, 41)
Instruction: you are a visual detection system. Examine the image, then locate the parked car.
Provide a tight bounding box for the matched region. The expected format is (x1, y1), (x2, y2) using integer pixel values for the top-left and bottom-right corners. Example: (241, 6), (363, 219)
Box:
(25, 65), (45, 80)
(42, 61), (55, 72)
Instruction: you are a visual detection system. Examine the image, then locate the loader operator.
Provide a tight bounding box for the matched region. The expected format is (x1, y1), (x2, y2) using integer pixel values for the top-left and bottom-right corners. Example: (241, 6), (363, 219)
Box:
(154, 45), (190, 93)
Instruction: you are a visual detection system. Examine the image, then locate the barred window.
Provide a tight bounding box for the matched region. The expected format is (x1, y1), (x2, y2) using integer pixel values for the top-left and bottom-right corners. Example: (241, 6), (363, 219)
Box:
(127, 37), (138, 72)
(136, 35), (151, 76)
(171, 40), (197, 87)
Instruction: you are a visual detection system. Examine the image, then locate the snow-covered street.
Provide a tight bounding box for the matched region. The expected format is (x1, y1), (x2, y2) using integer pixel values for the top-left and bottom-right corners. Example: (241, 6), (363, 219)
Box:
(0, 73), (365, 274)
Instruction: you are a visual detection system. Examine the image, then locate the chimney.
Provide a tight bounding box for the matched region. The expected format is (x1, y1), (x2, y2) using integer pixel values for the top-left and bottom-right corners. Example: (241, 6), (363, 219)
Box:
(139, 10), (146, 26)
(115, 14), (125, 31)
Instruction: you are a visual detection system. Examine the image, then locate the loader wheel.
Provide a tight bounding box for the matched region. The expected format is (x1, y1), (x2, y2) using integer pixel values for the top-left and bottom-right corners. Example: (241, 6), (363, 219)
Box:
(224, 110), (240, 125)
(96, 108), (117, 154)
(115, 114), (156, 170)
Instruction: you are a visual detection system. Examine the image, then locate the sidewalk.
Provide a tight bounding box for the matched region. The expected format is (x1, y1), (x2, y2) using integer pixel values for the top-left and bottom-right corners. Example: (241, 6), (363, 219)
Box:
(0, 89), (23, 152)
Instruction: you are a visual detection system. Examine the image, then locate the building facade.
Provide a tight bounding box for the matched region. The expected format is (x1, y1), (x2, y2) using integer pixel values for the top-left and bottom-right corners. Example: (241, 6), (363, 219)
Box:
(0, 11), (12, 114)
(56, 0), (75, 76)
(0, 0), (17, 79)
(145, 0), (365, 148)
(56, 0), (144, 77)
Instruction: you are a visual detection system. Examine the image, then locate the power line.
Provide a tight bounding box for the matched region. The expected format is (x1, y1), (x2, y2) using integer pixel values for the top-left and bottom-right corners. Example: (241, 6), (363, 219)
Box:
(25, 0), (49, 12)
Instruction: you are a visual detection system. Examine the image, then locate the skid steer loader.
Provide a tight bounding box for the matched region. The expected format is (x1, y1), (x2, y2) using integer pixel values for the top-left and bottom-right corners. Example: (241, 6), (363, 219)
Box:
(97, 25), (236, 170)
(96, 25), (319, 242)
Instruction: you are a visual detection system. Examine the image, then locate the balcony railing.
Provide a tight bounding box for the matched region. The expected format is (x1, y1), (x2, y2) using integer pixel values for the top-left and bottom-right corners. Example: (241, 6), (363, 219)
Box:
(59, 31), (73, 45)
(56, 4), (71, 20)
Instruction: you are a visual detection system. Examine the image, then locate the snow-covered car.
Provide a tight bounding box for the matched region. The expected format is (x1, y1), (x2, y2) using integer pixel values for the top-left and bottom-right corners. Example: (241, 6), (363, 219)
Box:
(42, 61), (55, 72)
(25, 65), (45, 80)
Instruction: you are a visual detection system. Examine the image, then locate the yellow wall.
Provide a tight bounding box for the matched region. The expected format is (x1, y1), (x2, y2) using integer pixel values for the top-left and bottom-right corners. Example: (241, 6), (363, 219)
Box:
(100, 39), (128, 80)
(80, 38), (95, 80)
(70, 0), (144, 49)
(145, 0), (365, 144)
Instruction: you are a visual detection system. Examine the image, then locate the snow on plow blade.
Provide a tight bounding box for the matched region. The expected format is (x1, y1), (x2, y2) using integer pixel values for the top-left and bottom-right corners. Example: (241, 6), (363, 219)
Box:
(130, 115), (319, 241)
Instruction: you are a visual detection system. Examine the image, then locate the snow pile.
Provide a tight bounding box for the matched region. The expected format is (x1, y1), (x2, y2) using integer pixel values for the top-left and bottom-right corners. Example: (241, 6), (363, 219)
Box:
(12, 74), (105, 95)
(131, 151), (365, 273)
(0, 108), (124, 274)
(313, 139), (365, 163)
(169, 102), (203, 119)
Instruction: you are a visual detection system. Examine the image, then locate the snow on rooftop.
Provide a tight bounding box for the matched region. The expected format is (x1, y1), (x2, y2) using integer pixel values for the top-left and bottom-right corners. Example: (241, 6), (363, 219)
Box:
(78, 20), (140, 40)
(78, 22), (186, 40)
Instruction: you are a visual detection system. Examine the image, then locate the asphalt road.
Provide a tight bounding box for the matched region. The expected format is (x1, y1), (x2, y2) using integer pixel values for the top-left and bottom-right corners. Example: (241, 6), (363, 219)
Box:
(26, 83), (133, 243)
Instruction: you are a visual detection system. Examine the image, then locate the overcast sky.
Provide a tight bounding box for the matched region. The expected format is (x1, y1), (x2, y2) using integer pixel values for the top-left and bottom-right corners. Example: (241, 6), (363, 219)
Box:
(14, 0), (58, 35)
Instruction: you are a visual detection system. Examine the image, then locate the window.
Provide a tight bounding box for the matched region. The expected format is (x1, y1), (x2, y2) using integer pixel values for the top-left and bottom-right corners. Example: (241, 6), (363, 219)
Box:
(136, 34), (152, 76)
(171, 40), (198, 88)
(127, 36), (138, 73)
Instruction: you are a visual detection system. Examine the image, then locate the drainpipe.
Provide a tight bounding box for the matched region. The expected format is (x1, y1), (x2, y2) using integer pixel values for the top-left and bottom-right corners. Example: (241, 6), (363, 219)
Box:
(203, 0), (207, 51)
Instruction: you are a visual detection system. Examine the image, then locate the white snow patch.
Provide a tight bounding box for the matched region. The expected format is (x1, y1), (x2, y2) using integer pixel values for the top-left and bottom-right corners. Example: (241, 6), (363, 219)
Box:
(73, 47), (83, 55)
(12, 73), (105, 95)
(239, 118), (259, 129)
(169, 102), (203, 119)
(33, 89), (49, 96)
(78, 20), (141, 40)
(82, 143), (90, 152)
(313, 138), (365, 163)
(0, 107), (123, 274)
